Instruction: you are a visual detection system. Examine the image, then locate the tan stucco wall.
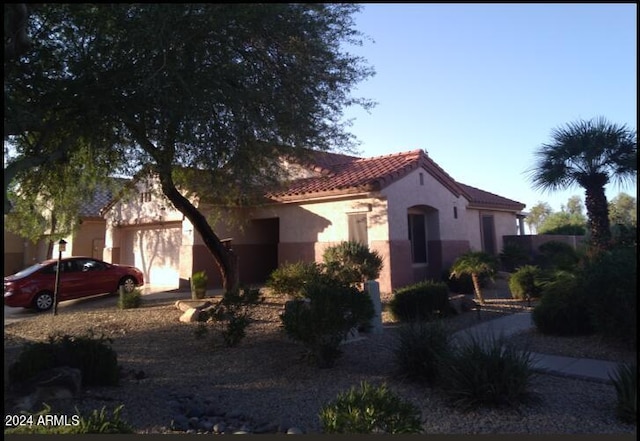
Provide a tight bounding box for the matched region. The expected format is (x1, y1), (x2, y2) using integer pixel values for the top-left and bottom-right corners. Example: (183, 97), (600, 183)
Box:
(465, 208), (519, 253)
(381, 168), (468, 241)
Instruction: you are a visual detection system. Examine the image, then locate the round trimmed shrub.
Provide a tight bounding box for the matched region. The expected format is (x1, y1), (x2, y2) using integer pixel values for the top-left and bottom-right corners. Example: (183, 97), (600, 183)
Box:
(388, 281), (451, 322)
(508, 265), (543, 301)
(532, 271), (594, 336)
(319, 382), (422, 434)
(266, 261), (324, 299)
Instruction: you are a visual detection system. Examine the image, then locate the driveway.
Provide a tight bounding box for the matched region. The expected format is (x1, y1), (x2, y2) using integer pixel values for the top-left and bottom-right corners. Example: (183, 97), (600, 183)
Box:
(4, 285), (193, 326)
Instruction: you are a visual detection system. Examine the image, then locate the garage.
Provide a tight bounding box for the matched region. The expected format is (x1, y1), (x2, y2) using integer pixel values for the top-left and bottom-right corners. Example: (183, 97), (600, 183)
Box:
(120, 223), (182, 290)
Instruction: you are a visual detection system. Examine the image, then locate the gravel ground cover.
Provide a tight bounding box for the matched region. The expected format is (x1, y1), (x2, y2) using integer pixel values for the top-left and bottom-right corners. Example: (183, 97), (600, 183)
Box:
(3, 293), (637, 435)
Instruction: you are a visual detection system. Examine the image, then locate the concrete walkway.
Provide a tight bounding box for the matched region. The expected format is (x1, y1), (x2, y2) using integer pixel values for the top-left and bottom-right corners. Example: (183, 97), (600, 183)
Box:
(451, 312), (625, 384)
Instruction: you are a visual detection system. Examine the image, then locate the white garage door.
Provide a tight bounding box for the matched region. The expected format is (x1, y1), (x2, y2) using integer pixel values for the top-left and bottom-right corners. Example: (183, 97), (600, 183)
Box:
(122, 223), (182, 289)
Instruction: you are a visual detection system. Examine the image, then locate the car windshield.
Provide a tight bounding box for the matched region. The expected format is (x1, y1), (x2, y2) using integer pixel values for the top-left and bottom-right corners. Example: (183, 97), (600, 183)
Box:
(10, 262), (47, 278)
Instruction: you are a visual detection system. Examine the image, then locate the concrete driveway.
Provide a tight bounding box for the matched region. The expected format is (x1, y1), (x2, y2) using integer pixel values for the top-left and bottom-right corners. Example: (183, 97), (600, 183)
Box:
(4, 285), (193, 326)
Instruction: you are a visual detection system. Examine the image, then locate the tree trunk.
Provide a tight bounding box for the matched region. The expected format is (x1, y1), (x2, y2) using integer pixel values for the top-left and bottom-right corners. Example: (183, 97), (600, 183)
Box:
(584, 184), (611, 249)
(157, 173), (240, 292)
(471, 273), (485, 305)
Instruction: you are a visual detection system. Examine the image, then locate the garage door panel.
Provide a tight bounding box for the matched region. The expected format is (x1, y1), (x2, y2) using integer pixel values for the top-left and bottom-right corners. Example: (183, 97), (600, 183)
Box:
(122, 224), (182, 289)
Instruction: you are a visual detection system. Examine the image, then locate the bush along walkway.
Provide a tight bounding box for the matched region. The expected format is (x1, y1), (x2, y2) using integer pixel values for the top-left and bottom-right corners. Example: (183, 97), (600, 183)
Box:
(451, 311), (624, 384)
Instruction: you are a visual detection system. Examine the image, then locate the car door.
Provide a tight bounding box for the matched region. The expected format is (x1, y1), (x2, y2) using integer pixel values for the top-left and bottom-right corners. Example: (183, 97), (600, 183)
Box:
(75, 258), (114, 295)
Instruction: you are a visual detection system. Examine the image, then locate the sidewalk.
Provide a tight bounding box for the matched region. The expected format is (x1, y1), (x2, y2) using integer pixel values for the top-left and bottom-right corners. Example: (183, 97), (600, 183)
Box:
(451, 312), (623, 384)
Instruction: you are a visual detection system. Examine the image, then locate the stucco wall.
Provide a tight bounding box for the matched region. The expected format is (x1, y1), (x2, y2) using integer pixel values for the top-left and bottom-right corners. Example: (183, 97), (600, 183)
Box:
(381, 168), (467, 241)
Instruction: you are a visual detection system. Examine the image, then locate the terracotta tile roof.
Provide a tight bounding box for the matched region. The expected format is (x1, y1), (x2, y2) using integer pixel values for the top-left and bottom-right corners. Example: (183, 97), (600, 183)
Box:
(458, 183), (525, 211)
(270, 149), (525, 212)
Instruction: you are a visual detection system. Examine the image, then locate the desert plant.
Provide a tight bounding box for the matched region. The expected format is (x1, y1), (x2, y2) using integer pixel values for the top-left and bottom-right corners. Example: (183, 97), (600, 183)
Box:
(449, 251), (498, 304)
(266, 261), (324, 299)
(319, 382), (422, 434)
(8, 331), (119, 387)
(609, 363), (637, 424)
(581, 246), (637, 349)
(508, 265), (543, 302)
(531, 271), (594, 336)
(393, 320), (451, 383)
(322, 241), (383, 286)
(388, 280), (451, 322)
(439, 333), (535, 409)
(190, 270), (208, 299)
(499, 242), (531, 272)
(118, 287), (142, 309)
(5, 404), (133, 434)
(280, 274), (374, 368)
(536, 240), (580, 271)
(200, 287), (265, 347)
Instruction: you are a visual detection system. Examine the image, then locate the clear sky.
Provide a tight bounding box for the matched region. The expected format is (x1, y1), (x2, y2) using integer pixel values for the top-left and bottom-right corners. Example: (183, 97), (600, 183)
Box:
(342, 3), (637, 213)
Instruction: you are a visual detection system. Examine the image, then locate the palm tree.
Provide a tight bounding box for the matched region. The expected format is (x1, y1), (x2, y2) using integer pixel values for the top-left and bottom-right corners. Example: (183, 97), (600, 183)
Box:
(449, 251), (498, 305)
(528, 117), (637, 249)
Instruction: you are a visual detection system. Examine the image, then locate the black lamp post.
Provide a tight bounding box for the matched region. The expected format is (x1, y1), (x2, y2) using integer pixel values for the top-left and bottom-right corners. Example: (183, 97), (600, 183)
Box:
(53, 239), (67, 316)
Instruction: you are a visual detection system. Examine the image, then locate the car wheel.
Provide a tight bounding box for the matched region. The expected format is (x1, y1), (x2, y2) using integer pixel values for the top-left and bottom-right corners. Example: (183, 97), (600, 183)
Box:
(33, 292), (54, 312)
(119, 276), (137, 294)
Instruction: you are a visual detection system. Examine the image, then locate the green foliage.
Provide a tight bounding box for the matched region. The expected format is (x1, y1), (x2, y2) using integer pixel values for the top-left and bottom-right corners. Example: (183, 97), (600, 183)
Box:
(508, 265), (543, 301)
(393, 320), (451, 384)
(118, 287), (142, 309)
(609, 363), (637, 424)
(449, 251), (498, 304)
(439, 333), (535, 409)
(200, 287), (265, 347)
(581, 246), (637, 349)
(280, 275), (374, 368)
(8, 332), (119, 387)
(190, 271), (208, 299)
(531, 272), (594, 336)
(190, 271), (208, 289)
(322, 241), (383, 285)
(536, 240), (580, 271)
(499, 242), (531, 272)
(540, 223), (586, 235)
(388, 281), (451, 322)
(266, 261), (324, 299)
(4, 404), (133, 434)
(319, 382), (422, 434)
(527, 117), (637, 248)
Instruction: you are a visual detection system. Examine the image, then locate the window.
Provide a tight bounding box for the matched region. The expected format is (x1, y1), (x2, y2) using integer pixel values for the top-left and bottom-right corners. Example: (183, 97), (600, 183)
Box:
(348, 213), (368, 244)
(408, 213), (427, 263)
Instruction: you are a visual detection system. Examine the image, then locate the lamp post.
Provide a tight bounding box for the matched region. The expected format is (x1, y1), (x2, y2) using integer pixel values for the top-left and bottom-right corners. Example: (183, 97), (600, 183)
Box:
(53, 239), (67, 316)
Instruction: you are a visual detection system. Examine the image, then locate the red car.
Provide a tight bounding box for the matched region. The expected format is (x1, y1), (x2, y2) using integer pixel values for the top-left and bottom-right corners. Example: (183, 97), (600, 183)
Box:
(4, 257), (144, 312)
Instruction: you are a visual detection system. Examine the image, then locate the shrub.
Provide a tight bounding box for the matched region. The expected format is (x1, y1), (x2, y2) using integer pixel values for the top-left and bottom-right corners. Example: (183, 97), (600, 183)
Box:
(439, 333), (535, 409)
(508, 265), (543, 301)
(266, 261), (324, 299)
(319, 382), (422, 434)
(118, 287), (142, 309)
(536, 240), (579, 271)
(5, 404), (133, 434)
(322, 241), (383, 286)
(200, 287), (265, 347)
(609, 363), (637, 424)
(393, 320), (451, 384)
(581, 246), (637, 349)
(531, 271), (594, 336)
(388, 281), (451, 322)
(190, 270), (208, 299)
(8, 332), (119, 387)
(499, 242), (531, 272)
(280, 275), (374, 368)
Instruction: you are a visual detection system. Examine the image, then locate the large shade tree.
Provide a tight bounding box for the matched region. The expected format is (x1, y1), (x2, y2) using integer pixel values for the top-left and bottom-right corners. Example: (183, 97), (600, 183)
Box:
(4, 4), (374, 290)
(528, 117), (637, 249)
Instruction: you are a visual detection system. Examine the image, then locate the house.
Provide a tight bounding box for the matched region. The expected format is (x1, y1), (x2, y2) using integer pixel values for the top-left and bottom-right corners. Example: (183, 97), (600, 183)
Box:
(3, 181), (127, 276)
(101, 149), (526, 296)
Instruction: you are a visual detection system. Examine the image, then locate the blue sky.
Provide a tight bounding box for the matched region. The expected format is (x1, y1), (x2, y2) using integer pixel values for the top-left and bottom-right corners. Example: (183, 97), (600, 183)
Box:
(342, 3), (637, 213)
